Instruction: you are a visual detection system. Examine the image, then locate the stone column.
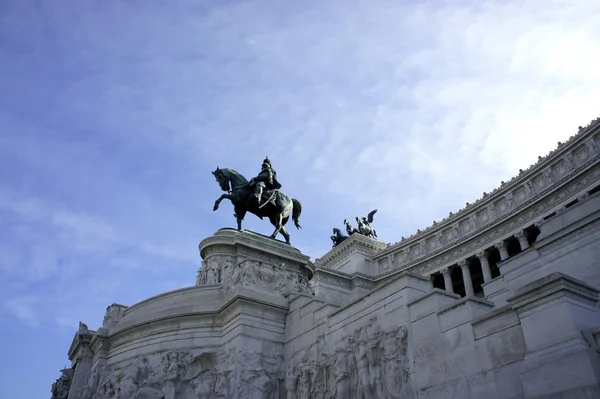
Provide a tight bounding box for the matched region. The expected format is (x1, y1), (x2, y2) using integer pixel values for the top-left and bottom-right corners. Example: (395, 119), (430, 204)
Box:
(428, 275), (435, 290)
(516, 231), (529, 250)
(459, 260), (475, 297)
(441, 267), (454, 294)
(495, 241), (509, 261)
(477, 251), (493, 283)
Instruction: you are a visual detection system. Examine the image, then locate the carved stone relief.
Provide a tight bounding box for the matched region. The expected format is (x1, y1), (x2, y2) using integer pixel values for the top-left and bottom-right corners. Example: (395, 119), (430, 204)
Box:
(76, 348), (283, 399)
(285, 318), (411, 399)
(217, 257), (310, 296)
(103, 304), (127, 329)
(51, 368), (74, 399)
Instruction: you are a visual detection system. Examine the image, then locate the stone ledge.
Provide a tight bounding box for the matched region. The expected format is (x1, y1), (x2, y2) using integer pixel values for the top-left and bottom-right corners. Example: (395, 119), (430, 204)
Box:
(199, 228), (311, 268)
(507, 272), (600, 311)
(472, 305), (521, 340)
(437, 296), (495, 332)
(407, 288), (461, 308)
(438, 296), (495, 315)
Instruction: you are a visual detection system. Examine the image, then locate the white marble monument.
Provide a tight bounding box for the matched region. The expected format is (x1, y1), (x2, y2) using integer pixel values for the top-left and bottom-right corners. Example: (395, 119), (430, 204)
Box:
(53, 117), (600, 398)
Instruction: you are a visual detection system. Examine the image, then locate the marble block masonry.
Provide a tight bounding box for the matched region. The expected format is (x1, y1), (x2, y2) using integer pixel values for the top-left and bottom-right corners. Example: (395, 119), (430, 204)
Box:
(53, 118), (600, 399)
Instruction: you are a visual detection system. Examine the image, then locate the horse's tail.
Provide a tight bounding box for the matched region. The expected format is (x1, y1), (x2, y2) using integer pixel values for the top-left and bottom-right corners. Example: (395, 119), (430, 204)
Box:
(292, 199), (302, 229)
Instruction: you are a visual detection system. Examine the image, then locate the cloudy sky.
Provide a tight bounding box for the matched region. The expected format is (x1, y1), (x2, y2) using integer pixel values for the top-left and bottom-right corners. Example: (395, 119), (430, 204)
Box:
(1, 0), (599, 397)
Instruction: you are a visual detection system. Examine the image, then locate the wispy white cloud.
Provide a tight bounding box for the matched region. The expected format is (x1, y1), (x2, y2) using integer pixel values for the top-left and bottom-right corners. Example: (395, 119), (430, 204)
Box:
(3, 296), (39, 327)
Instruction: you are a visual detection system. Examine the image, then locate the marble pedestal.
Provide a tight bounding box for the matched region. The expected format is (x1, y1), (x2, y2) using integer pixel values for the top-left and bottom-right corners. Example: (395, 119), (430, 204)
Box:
(65, 229), (312, 399)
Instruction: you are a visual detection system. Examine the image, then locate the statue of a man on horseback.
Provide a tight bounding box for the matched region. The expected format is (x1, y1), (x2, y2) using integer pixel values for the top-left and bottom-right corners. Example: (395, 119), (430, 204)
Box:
(211, 157), (302, 245)
(248, 157), (282, 206)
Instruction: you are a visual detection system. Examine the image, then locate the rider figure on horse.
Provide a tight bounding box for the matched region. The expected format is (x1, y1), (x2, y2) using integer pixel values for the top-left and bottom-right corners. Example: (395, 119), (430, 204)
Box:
(249, 156), (282, 206)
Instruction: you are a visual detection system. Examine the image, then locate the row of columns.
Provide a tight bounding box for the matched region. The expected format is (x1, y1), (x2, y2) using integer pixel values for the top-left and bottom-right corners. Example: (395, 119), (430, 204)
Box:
(437, 229), (530, 296)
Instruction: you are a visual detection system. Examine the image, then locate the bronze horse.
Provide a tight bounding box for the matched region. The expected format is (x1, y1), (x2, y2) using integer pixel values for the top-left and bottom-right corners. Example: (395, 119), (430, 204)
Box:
(212, 167), (302, 244)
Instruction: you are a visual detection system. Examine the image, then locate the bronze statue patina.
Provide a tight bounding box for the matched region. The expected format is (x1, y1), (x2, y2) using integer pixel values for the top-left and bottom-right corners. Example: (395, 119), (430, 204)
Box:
(330, 228), (348, 248)
(335, 209), (378, 244)
(248, 156), (282, 207)
(344, 219), (359, 236)
(357, 209), (378, 238)
(212, 157), (302, 244)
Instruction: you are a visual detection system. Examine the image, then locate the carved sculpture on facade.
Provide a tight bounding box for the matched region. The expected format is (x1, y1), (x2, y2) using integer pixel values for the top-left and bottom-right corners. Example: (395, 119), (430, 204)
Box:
(283, 317), (411, 399)
(103, 304), (127, 329)
(51, 368), (74, 399)
(70, 347), (286, 399)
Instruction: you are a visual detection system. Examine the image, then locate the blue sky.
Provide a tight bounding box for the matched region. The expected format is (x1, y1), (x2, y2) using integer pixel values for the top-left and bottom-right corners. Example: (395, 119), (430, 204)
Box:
(1, 0), (599, 397)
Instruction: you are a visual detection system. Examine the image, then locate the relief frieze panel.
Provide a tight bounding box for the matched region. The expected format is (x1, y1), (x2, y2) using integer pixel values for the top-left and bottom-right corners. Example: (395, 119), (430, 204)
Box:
(286, 318), (412, 399)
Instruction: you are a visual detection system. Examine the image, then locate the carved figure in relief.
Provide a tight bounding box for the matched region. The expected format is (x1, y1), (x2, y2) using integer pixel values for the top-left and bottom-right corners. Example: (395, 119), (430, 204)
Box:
(51, 368), (73, 399)
(297, 365), (311, 399)
(196, 261), (207, 285)
(489, 203), (496, 218)
(284, 365), (299, 399)
(294, 273), (309, 294)
(354, 327), (373, 399)
(190, 370), (215, 398)
(206, 259), (220, 284)
(507, 193), (515, 210)
(565, 153), (577, 170)
(248, 367), (273, 399)
(436, 232), (444, 248)
(273, 270), (289, 293)
(525, 181), (535, 198)
(103, 304), (127, 328)
(543, 167), (554, 184)
(332, 343), (352, 398)
(453, 225), (461, 240)
(586, 139), (597, 155)
(222, 257), (234, 282)
(381, 326), (408, 399)
(419, 241), (427, 256)
(162, 352), (181, 399)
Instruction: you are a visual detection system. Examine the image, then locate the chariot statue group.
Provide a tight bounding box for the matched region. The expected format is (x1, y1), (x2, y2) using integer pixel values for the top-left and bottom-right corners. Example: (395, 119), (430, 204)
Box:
(331, 209), (378, 248)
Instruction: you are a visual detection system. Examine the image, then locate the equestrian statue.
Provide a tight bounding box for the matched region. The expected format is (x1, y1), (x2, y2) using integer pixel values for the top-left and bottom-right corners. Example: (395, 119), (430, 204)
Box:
(212, 157), (302, 245)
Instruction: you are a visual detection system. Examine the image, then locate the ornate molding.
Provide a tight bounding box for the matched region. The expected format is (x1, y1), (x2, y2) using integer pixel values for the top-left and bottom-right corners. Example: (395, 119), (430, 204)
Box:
(379, 162), (600, 276)
(315, 233), (387, 269)
(374, 118), (600, 264)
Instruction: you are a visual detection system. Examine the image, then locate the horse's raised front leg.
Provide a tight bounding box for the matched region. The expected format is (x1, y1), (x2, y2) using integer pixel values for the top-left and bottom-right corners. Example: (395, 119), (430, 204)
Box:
(213, 194), (231, 211)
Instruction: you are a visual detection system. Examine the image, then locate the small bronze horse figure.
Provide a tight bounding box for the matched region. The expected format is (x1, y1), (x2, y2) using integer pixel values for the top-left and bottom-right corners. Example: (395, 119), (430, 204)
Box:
(330, 228), (348, 248)
(212, 167), (302, 244)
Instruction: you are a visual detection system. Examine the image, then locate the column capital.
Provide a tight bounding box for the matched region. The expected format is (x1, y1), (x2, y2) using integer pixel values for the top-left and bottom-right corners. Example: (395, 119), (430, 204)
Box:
(495, 241), (507, 250)
(477, 250), (488, 260)
(459, 259), (470, 269)
(516, 230), (528, 240)
(441, 267), (452, 277)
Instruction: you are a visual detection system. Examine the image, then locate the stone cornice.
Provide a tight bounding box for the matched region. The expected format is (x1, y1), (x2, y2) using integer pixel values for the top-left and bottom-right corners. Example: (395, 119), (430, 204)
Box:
(200, 228), (310, 265)
(375, 117), (599, 261)
(507, 272), (600, 311)
(379, 161), (600, 277)
(315, 233), (387, 269)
